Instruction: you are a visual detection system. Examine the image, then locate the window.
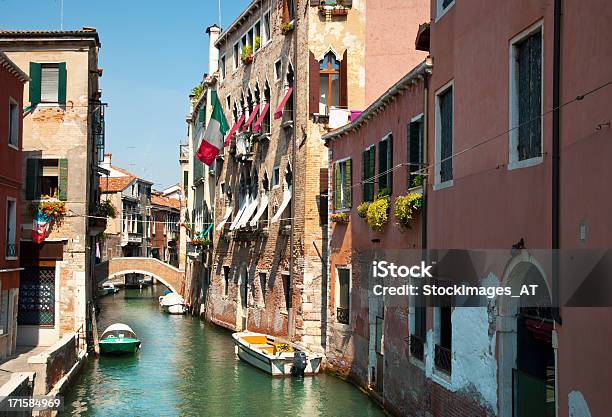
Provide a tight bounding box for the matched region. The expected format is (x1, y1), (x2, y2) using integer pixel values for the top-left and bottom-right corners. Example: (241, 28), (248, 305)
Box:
(437, 0), (455, 19)
(263, 11), (271, 44)
(336, 267), (350, 325)
(434, 286), (452, 375)
(28, 62), (66, 105)
(26, 159), (68, 200)
(274, 60), (282, 81)
(262, 82), (271, 134)
(435, 82), (453, 186)
(282, 273), (291, 310)
(233, 43), (240, 69)
(362, 145), (375, 202)
(378, 135), (393, 196)
(8, 98), (19, 148)
(41, 64), (60, 103)
(409, 290), (426, 362)
(510, 25), (543, 167)
(285, 0), (295, 22)
(5, 199), (16, 258)
(333, 158), (352, 210)
(0, 290), (9, 335)
(272, 166), (280, 187)
(223, 266), (231, 297)
(319, 52), (341, 114)
(408, 115), (424, 188)
(259, 272), (267, 304)
(18, 267), (55, 326)
(253, 21), (261, 52)
(219, 55), (226, 79)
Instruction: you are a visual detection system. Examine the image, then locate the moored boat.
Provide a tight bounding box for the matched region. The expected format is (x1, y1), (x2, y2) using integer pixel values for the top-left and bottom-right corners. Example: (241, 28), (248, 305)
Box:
(232, 331), (322, 377)
(159, 292), (188, 315)
(99, 323), (141, 355)
(97, 282), (119, 296)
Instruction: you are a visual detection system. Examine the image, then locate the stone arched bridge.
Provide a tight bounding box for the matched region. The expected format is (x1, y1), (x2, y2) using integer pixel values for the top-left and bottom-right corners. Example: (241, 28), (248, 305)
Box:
(94, 257), (185, 295)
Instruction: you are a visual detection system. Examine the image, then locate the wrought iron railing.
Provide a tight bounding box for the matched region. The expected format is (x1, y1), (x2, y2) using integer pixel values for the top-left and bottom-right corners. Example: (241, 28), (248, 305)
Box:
(409, 334), (425, 361)
(337, 307), (349, 324)
(5, 243), (17, 257)
(434, 344), (451, 374)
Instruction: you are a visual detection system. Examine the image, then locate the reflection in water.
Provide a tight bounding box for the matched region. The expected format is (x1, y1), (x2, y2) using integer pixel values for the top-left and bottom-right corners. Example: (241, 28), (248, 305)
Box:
(60, 286), (383, 417)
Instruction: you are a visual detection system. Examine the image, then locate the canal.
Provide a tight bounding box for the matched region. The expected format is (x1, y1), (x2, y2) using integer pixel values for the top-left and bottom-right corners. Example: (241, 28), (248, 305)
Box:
(60, 286), (384, 417)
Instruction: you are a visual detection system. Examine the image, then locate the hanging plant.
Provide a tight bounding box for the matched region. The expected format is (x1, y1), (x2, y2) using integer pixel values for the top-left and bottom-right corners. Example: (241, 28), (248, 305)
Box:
(366, 196), (390, 231)
(241, 45), (254, 64)
(281, 21), (294, 35)
(330, 212), (349, 223)
(254, 36), (261, 50)
(33, 200), (66, 220)
(394, 192), (423, 228)
(357, 202), (370, 218)
(90, 200), (117, 219)
(190, 237), (212, 248)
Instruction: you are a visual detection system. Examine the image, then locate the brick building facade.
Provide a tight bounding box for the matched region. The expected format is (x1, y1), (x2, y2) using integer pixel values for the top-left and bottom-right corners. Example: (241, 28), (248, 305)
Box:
(0, 28), (104, 346)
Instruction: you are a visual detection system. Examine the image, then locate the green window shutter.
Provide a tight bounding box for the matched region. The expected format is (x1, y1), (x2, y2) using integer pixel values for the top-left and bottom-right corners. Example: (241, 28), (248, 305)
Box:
(58, 159), (68, 201)
(362, 150), (368, 202)
(378, 140), (388, 195)
(29, 62), (41, 105)
(387, 135), (393, 195)
(26, 159), (39, 200)
(198, 107), (205, 123)
(333, 162), (341, 209)
(344, 159), (352, 209)
(58, 63), (67, 104)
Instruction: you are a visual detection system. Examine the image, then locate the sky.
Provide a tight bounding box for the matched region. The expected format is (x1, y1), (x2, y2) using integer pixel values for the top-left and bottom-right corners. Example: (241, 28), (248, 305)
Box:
(0, 0), (251, 190)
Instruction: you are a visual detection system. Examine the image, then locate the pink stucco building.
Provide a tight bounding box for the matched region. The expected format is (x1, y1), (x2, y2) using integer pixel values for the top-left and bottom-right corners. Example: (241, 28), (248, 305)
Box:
(324, 0), (612, 416)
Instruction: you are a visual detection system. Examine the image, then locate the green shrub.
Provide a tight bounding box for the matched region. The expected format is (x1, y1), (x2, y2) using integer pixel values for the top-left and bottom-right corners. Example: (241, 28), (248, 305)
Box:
(393, 192), (423, 228)
(357, 202), (370, 218)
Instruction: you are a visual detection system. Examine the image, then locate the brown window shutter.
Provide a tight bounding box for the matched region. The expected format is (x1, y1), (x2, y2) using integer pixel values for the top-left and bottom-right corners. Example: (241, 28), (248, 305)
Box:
(309, 51), (320, 114)
(340, 50), (348, 108)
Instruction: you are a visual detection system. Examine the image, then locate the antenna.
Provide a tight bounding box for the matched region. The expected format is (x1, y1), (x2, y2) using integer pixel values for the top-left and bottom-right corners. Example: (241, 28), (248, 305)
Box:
(218, 0), (222, 27)
(60, 0), (64, 30)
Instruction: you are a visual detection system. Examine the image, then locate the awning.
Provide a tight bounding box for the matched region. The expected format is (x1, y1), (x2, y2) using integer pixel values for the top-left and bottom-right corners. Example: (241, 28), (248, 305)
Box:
(225, 114), (245, 146)
(249, 193), (269, 227)
(242, 103), (260, 131)
(271, 188), (292, 223)
(274, 87), (293, 120)
(252, 103), (270, 133)
(229, 201), (248, 230)
(215, 206), (233, 231)
(237, 197), (260, 228)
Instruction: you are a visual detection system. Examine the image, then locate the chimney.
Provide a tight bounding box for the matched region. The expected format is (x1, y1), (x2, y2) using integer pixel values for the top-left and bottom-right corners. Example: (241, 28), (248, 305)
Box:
(101, 152), (112, 170)
(206, 24), (221, 74)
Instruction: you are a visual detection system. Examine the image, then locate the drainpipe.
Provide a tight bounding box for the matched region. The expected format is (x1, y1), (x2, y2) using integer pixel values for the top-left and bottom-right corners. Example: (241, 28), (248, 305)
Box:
(421, 73), (429, 253)
(287, 0), (298, 341)
(552, 0), (562, 325)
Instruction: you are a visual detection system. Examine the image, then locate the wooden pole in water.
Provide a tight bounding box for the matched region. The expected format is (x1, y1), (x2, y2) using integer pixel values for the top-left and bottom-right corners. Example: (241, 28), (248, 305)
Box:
(92, 305), (100, 356)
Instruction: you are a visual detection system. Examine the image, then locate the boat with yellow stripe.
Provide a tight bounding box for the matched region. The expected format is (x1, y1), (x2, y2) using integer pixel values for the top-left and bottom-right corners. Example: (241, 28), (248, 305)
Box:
(232, 331), (322, 377)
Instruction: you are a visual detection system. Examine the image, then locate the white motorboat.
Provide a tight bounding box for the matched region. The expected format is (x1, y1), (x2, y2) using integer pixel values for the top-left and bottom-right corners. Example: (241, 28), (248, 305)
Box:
(232, 331), (323, 377)
(159, 292), (188, 315)
(98, 282), (119, 296)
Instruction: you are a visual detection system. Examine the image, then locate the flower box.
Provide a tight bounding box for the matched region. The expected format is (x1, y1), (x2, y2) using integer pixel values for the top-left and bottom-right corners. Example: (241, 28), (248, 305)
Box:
(330, 212), (349, 223)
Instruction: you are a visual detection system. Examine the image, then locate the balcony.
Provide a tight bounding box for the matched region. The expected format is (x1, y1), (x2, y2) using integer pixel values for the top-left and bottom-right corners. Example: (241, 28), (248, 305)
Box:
(121, 232), (142, 246)
(434, 344), (451, 374)
(235, 132), (254, 161)
(88, 217), (107, 236)
(179, 144), (189, 162)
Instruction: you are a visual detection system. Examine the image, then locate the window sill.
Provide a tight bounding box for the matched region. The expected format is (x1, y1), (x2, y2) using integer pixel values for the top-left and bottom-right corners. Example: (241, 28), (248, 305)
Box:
(432, 368), (452, 388)
(281, 120), (294, 130)
(508, 156), (543, 171)
(8, 143), (19, 151)
(408, 185), (424, 194)
(433, 179), (453, 191)
(408, 354), (426, 371)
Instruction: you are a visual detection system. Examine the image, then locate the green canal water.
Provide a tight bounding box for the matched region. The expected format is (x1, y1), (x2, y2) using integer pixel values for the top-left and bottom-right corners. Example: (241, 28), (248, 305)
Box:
(60, 286), (384, 417)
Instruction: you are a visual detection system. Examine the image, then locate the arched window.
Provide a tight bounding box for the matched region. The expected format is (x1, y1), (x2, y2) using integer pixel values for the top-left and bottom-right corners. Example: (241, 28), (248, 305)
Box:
(319, 52), (341, 113)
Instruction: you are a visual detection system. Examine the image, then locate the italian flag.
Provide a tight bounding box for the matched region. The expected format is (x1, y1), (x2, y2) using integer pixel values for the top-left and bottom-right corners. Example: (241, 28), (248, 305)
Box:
(196, 91), (229, 166)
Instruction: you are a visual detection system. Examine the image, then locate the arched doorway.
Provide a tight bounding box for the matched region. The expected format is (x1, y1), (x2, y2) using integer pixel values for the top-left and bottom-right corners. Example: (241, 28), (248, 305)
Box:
(499, 252), (556, 417)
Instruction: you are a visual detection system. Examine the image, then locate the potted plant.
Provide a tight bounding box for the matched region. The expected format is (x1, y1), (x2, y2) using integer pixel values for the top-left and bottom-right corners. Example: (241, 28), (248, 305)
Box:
(357, 202), (370, 218)
(330, 212), (349, 223)
(393, 192), (423, 229)
(366, 195), (390, 231)
(89, 199), (117, 229)
(33, 200), (67, 221)
(190, 237), (213, 248)
(254, 36), (261, 50)
(241, 45), (254, 64)
(281, 21), (294, 35)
